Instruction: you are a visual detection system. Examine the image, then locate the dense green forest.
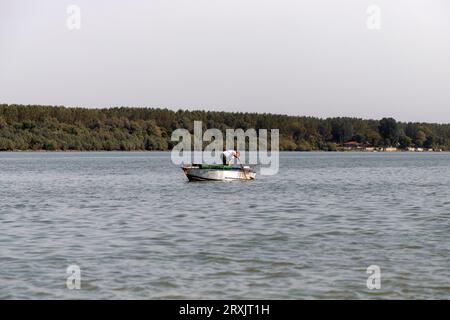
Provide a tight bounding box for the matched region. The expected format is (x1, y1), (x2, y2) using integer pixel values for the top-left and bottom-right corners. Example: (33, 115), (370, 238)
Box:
(0, 104), (449, 151)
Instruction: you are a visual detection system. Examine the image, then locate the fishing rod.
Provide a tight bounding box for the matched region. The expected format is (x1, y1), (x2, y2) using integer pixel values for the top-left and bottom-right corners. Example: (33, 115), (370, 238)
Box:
(237, 157), (249, 180)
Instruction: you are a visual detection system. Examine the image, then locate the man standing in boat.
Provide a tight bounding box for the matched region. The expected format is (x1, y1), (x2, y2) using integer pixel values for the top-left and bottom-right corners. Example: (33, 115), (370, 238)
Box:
(221, 150), (240, 165)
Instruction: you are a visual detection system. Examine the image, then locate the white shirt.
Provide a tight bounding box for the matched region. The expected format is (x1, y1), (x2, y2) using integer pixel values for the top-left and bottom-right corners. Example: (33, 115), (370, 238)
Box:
(222, 150), (236, 161)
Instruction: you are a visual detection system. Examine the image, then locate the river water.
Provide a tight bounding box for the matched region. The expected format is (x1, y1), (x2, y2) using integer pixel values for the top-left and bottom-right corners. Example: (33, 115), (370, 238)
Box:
(0, 152), (449, 299)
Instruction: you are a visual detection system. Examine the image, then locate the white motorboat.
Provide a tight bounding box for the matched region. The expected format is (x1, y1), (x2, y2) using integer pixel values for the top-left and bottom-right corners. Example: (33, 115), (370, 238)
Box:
(182, 164), (256, 181)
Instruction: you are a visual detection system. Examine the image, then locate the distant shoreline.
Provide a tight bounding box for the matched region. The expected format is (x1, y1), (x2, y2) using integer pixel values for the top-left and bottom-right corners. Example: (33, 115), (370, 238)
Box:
(0, 150), (448, 153)
(1, 104), (449, 152)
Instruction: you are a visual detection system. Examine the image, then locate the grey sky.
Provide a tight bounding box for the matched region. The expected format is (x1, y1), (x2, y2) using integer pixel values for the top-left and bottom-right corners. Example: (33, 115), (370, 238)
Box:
(1, 0), (449, 122)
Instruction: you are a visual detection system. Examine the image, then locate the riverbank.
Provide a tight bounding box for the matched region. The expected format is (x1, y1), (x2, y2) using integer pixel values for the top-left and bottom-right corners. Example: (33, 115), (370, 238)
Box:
(0, 149), (447, 153)
(1, 104), (449, 152)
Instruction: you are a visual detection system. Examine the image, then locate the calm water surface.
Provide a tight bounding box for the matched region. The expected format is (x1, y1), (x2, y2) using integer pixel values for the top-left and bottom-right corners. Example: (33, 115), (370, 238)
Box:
(0, 152), (449, 299)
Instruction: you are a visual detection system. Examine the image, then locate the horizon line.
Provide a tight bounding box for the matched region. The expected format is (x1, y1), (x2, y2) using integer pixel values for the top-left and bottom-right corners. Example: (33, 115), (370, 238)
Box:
(1, 102), (449, 125)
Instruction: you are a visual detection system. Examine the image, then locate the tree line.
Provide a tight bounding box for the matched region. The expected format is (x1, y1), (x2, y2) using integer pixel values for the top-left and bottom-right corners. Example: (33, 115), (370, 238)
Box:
(0, 104), (449, 151)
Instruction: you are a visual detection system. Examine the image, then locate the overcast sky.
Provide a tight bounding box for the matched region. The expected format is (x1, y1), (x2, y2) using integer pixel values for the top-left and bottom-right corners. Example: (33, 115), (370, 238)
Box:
(1, 0), (449, 122)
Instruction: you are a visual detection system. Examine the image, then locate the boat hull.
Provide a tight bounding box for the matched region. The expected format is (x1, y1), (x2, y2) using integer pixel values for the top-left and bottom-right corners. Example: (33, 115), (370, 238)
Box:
(182, 165), (256, 181)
